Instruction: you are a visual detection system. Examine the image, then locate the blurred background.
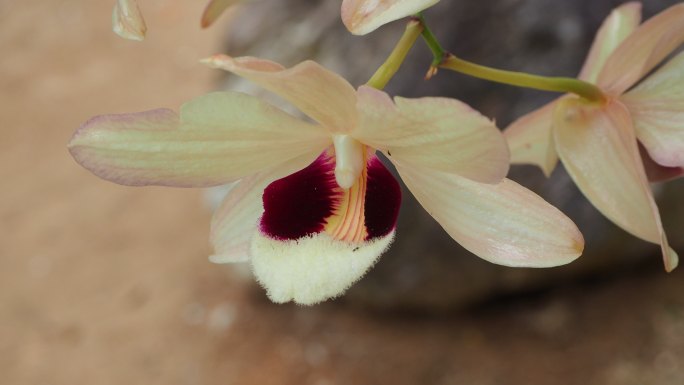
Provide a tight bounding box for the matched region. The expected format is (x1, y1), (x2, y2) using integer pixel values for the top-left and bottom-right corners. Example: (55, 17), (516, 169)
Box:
(2, 0), (684, 384)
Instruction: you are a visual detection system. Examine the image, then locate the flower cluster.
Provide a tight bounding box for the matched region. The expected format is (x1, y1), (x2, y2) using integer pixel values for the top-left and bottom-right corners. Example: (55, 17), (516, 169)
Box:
(505, 2), (684, 271)
(75, 0), (684, 304)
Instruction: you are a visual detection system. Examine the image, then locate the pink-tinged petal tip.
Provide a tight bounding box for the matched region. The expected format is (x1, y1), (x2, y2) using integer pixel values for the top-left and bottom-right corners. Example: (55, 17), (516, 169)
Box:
(69, 92), (329, 187)
(68, 109), (189, 186)
(202, 55), (358, 133)
(664, 243), (679, 273)
(201, 0), (240, 28)
(342, 0), (440, 35)
(598, 3), (684, 94)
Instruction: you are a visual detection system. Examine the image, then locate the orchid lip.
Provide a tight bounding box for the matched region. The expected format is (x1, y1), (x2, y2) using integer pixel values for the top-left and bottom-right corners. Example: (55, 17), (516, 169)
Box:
(251, 148), (401, 304)
(258, 148), (401, 244)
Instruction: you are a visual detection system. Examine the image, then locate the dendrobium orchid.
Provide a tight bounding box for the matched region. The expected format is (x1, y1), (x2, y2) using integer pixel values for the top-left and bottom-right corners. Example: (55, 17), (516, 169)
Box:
(504, 2), (684, 272)
(69, 56), (583, 305)
(342, 0), (440, 35)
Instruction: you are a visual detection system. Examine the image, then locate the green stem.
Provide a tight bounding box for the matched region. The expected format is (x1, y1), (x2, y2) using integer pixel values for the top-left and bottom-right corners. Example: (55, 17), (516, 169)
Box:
(416, 13), (445, 68)
(417, 15), (605, 102)
(440, 54), (605, 102)
(366, 18), (423, 90)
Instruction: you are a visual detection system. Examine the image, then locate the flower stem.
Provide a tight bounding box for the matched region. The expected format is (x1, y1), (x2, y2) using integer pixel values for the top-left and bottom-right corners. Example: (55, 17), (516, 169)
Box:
(417, 15), (606, 102)
(366, 18), (423, 90)
(417, 13), (444, 68)
(440, 54), (605, 102)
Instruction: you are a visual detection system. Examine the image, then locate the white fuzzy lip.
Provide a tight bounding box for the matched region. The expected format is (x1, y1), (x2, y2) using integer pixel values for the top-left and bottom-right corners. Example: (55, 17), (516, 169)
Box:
(250, 231), (395, 305)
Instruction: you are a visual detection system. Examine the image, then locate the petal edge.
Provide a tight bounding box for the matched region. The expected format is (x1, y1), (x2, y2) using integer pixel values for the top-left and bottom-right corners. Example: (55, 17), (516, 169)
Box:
(396, 161), (584, 268)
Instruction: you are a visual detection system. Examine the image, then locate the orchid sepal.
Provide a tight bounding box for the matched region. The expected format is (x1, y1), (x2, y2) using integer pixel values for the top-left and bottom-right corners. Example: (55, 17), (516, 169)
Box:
(553, 97), (678, 272)
(341, 0), (440, 35)
(68, 92), (330, 187)
(112, 0), (147, 41)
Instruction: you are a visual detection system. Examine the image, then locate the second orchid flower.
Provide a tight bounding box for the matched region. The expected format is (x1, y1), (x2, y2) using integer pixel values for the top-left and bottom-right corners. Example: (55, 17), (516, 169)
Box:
(504, 2), (684, 271)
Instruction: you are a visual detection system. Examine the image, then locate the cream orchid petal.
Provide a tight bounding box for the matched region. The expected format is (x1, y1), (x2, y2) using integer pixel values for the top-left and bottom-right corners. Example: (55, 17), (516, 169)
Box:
(639, 143), (684, 182)
(201, 0), (241, 28)
(68, 92), (330, 187)
(598, 3), (684, 94)
(622, 51), (684, 168)
(503, 100), (560, 177)
(112, 0), (147, 41)
(578, 2), (642, 83)
(553, 98), (678, 271)
(353, 85), (509, 184)
(341, 0), (440, 35)
(203, 55), (358, 133)
(394, 161), (583, 267)
(209, 152), (321, 263)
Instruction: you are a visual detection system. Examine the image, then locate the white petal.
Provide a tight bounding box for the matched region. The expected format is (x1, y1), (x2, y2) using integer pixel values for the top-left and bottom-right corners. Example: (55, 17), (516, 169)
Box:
(250, 231), (394, 305)
(395, 161), (584, 268)
(209, 152), (322, 263)
(578, 2), (642, 83)
(598, 3), (684, 94)
(354, 86), (509, 184)
(622, 51), (684, 168)
(203, 55), (358, 133)
(503, 100), (560, 176)
(341, 0), (440, 35)
(69, 92), (330, 187)
(553, 98), (678, 271)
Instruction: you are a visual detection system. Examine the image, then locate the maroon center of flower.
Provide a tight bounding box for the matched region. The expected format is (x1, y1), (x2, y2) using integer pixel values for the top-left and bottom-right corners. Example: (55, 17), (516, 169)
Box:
(259, 151), (401, 242)
(364, 157), (401, 239)
(260, 152), (339, 240)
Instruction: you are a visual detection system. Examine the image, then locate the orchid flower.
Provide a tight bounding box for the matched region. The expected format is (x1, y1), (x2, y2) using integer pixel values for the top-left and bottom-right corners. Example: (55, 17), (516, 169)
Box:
(342, 0), (440, 35)
(69, 56), (583, 305)
(503, 2), (684, 272)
